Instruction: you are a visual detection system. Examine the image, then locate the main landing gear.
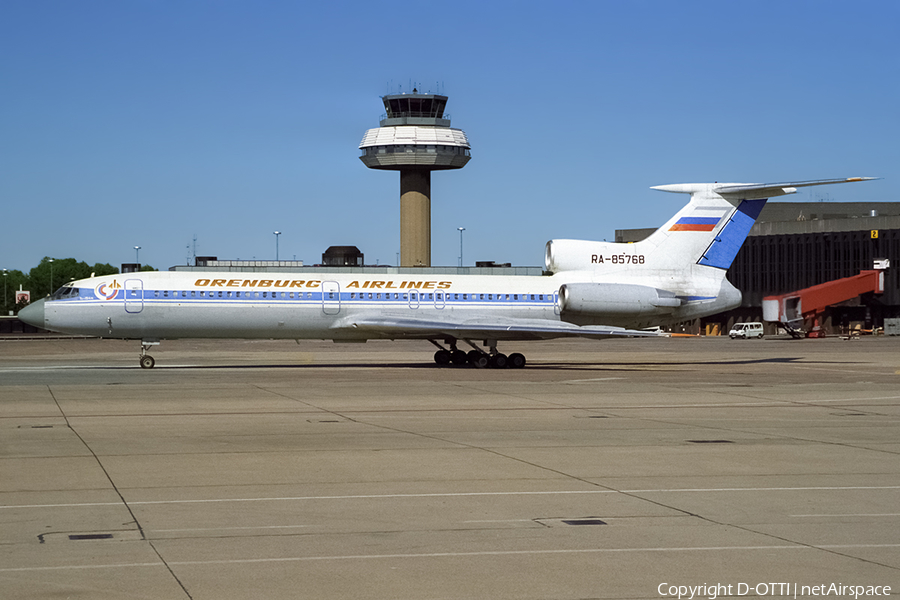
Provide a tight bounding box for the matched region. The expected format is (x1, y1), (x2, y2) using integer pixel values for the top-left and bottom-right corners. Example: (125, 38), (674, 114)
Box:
(429, 339), (526, 369)
(139, 340), (159, 369)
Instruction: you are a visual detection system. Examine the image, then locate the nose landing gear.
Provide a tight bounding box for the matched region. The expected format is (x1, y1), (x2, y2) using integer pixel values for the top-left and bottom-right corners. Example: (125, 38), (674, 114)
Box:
(139, 340), (160, 369)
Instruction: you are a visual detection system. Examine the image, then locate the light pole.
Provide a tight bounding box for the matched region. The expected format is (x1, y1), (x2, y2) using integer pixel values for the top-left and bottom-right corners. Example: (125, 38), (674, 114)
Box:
(273, 231), (281, 261)
(3, 269), (7, 314)
(48, 259), (54, 295)
(134, 246), (141, 264)
(458, 227), (466, 267)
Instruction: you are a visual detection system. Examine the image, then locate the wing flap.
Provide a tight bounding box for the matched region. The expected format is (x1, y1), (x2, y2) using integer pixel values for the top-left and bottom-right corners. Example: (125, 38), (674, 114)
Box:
(336, 314), (666, 341)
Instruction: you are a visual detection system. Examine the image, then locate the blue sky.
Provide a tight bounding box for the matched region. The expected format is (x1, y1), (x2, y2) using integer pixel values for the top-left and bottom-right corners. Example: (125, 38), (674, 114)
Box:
(2, 1), (898, 272)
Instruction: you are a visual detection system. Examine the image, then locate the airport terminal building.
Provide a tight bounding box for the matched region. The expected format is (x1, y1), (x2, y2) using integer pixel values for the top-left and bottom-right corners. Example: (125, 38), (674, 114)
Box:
(617, 202), (900, 335)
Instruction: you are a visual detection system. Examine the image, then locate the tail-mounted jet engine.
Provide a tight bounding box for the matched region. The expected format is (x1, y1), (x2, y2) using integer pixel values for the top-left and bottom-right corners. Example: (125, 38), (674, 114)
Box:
(558, 283), (681, 326)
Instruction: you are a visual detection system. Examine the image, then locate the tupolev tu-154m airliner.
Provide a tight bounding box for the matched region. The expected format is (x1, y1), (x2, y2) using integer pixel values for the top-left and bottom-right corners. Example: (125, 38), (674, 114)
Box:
(18, 177), (875, 369)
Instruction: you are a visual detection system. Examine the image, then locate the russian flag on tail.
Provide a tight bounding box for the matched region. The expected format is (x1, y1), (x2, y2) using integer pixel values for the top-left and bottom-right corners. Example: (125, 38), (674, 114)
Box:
(669, 217), (720, 232)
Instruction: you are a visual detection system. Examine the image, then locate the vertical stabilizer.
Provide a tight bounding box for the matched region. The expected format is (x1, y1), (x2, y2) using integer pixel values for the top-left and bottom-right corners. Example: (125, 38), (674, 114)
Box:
(697, 199), (766, 269)
(544, 178), (876, 275)
(639, 184), (752, 272)
(645, 178), (876, 272)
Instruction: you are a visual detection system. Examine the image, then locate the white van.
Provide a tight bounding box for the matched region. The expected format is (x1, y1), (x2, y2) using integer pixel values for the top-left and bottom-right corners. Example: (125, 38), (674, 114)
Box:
(729, 322), (764, 339)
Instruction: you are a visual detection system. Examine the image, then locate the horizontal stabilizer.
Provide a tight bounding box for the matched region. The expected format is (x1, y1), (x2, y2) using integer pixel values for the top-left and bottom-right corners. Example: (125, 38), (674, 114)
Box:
(653, 177), (878, 201)
(713, 177), (878, 200)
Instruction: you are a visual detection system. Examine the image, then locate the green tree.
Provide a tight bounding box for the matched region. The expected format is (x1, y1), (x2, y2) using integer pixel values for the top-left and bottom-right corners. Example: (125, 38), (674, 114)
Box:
(27, 257), (119, 299)
(139, 264), (157, 272)
(92, 262), (119, 277)
(2, 269), (27, 316)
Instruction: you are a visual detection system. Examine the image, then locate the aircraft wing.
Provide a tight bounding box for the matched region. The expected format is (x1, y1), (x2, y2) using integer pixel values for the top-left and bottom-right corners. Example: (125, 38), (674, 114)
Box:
(335, 314), (667, 341)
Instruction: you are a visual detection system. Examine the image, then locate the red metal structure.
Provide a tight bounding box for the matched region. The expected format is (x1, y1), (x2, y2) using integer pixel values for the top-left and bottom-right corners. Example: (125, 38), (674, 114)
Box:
(763, 266), (887, 337)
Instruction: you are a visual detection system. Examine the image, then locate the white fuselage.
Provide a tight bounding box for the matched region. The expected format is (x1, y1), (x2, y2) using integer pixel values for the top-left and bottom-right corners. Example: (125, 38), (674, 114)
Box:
(20, 177), (875, 367)
(40, 269), (739, 342)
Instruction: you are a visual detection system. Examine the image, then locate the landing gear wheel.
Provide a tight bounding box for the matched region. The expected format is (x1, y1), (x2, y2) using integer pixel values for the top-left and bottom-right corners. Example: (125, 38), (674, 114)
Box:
(450, 350), (468, 365)
(490, 353), (508, 369)
(471, 354), (490, 369)
(140, 355), (155, 369)
(434, 349), (452, 365)
(508, 353), (526, 369)
(466, 350), (482, 364)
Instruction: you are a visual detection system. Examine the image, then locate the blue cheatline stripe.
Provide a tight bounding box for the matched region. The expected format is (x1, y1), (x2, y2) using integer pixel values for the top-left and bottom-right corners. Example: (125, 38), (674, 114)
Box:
(68, 290), (558, 307)
(697, 199), (767, 270)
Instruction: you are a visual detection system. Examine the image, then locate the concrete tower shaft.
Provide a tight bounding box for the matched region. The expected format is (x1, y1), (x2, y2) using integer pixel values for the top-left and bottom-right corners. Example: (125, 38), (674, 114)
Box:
(400, 170), (431, 266)
(359, 91), (470, 267)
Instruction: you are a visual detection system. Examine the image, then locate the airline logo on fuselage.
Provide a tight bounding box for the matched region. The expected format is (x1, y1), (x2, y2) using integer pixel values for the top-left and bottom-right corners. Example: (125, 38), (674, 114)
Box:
(193, 279), (453, 290)
(95, 280), (121, 300)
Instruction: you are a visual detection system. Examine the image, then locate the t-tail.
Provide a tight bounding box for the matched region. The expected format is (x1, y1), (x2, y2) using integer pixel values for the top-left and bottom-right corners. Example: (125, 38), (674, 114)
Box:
(546, 177), (877, 326)
(547, 178), (876, 274)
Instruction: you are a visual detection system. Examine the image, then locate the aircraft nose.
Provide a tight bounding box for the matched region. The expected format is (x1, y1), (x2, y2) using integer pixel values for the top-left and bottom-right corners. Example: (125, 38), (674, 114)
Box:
(18, 298), (46, 328)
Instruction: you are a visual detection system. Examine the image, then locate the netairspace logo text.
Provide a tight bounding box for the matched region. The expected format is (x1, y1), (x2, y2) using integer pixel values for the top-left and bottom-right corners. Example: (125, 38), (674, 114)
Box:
(658, 582), (892, 599)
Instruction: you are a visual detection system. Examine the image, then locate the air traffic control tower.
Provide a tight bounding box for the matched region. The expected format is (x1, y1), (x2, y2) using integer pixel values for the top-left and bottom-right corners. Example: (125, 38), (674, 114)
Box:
(359, 91), (471, 267)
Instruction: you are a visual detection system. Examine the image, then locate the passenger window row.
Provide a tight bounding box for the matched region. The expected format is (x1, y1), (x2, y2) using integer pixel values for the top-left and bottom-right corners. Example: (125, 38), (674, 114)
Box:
(86, 289), (551, 302)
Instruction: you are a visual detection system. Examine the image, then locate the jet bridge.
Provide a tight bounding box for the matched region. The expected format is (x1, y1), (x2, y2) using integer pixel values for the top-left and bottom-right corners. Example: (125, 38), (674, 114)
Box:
(762, 260), (888, 338)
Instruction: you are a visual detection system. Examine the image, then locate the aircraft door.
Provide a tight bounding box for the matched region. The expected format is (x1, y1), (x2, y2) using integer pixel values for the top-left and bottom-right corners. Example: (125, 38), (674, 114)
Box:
(408, 290), (420, 309)
(553, 290), (560, 315)
(434, 291), (446, 309)
(322, 281), (340, 315)
(124, 279), (143, 314)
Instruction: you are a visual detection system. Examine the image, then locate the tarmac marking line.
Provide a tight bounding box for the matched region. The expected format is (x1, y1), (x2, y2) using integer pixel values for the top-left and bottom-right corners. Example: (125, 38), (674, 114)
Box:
(790, 513), (900, 518)
(0, 365), (197, 372)
(462, 519), (537, 523)
(3, 486), (899, 510)
(4, 544), (900, 572)
(153, 525), (310, 532)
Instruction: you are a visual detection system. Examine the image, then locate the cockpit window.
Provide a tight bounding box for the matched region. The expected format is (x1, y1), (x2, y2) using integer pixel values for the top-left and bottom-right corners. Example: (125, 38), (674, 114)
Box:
(51, 285), (78, 300)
